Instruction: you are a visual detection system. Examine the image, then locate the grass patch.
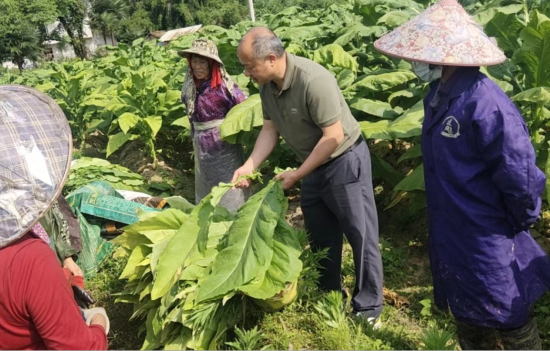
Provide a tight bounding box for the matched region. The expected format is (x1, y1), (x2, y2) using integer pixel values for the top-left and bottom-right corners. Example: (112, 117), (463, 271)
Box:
(86, 255), (143, 350)
(534, 292), (550, 350)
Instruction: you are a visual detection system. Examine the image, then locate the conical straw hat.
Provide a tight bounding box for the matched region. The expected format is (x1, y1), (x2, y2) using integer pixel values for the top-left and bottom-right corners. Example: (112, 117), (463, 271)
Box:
(0, 85), (72, 248)
(374, 0), (506, 66)
(177, 38), (224, 65)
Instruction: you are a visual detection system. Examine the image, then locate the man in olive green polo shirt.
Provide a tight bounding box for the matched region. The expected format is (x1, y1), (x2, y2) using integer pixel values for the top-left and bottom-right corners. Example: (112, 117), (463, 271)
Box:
(232, 27), (383, 325)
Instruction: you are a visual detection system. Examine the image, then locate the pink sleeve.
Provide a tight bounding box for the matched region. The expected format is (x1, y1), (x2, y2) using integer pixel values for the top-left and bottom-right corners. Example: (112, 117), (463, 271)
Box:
(20, 241), (108, 350)
(233, 84), (247, 104)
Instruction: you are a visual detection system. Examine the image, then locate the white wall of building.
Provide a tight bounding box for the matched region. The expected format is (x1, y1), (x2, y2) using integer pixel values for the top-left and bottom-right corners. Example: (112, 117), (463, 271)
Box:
(2, 6), (118, 68)
(44, 20), (118, 60)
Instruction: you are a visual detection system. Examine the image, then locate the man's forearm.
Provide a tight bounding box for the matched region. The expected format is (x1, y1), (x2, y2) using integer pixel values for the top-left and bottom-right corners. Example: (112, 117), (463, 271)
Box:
(245, 125), (279, 170)
(296, 135), (340, 179)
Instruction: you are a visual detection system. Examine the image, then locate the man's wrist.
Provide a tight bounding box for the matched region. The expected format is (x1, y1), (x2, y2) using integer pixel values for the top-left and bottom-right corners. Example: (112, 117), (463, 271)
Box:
(294, 168), (306, 180)
(245, 157), (258, 171)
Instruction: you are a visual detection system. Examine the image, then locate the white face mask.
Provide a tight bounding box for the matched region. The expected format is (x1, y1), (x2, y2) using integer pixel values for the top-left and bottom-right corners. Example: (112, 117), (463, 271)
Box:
(412, 62), (442, 83)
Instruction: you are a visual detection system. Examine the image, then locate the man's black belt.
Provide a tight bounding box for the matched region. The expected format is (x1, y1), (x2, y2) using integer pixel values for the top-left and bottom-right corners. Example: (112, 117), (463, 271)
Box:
(349, 135), (364, 150)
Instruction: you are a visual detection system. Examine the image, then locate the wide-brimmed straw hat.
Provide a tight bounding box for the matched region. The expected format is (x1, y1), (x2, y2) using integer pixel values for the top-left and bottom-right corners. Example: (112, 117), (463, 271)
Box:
(177, 38), (223, 65)
(0, 85), (72, 249)
(374, 0), (506, 66)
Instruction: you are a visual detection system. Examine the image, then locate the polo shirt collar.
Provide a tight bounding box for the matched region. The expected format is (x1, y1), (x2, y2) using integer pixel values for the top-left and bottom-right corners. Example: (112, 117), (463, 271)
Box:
(270, 53), (295, 95)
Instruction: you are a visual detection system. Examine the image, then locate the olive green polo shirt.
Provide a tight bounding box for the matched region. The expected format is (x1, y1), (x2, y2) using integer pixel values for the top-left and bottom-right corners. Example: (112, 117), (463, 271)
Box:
(259, 53), (361, 163)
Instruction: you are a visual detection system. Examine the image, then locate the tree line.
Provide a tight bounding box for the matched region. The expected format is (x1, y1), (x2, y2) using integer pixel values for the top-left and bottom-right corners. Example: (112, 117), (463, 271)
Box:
(0, 0), (339, 72)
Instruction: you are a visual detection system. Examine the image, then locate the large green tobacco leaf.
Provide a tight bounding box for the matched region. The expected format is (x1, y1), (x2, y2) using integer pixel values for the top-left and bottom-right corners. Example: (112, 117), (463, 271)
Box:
(473, 4), (523, 25)
(65, 158), (147, 195)
(360, 100), (424, 140)
(388, 86), (425, 110)
(377, 11), (414, 27)
(151, 239), (171, 275)
(481, 70), (515, 96)
(361, 0), (424, 13)
(350, 98), (403, 119)
(485, 12), (525, 53)
(512, 87), (550, 104)
(360, 120), (392, 140)
(333, 24), (386, 47)
(142, 307), (162, 350)
(171, 117), (191, 128)
(337, 69), (357, 90)
(486, 60), (519, 87)
(195, 185), (232, 254)
(110, 209), (187, 251)
(286, 43), (310, 57)
(239, 219), (303, 299)
(274, 17), (321, 33)
(371, 154), (405, 187)
(118, 112), (141, 134)
(151, 194), (217, 300)
(398, 144), (423, 164)
(388, 100), (424, 138)
(394, 164), (425, 192)
(495, 81), (516, 97)
(196, 181), (285, 303)
(513, 12), (550, 88)
(144, 116), (163, 137)
(120, 245), (152, 279)
(220, 94), (264, 143)
(359, 0), (424, 27)
(266, 6), (301, 28)
(164, 329), (192, 350)
(345, 71), (417, 94)
(106, 132), (131, 157)
(104, 96), (139, 116)
(182, 206), (236, 270)
(313, 44), (358, 72)
(186, 300), (243, 350)
(117, 209), (188, 246)
(275, 25), (327, 42)
(231, 73), (252, 94)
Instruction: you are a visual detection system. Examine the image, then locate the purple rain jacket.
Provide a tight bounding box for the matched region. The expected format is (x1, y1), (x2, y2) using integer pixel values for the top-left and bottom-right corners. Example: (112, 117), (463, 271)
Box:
(421, 66), (550, 328)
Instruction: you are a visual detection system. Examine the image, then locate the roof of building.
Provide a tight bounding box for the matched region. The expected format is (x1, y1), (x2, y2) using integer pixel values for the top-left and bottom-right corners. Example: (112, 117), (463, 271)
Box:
(158, 25), (202, 42)
(148, 30), (167, 39)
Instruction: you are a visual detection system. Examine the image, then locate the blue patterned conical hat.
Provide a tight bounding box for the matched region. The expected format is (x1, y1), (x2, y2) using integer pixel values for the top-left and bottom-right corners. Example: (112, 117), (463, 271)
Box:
(0, 85), (72, 248)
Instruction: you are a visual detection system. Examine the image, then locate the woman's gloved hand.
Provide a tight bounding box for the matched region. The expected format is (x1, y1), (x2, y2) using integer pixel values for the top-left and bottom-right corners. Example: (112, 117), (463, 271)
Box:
(81, 307), (110, 335)
(72, 285), (95, 309)
(62, 268), (95, 308)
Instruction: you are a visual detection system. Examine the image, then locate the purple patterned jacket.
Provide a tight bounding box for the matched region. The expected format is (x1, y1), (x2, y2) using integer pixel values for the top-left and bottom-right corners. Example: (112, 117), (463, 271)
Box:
(182, 80), (247, 155)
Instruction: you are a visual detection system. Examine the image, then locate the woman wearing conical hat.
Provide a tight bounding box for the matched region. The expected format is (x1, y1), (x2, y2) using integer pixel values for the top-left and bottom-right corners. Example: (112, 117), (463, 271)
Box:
(375, 0), (550, 349)
(179, 39), (250, 211)
(0, 85), (108, 349)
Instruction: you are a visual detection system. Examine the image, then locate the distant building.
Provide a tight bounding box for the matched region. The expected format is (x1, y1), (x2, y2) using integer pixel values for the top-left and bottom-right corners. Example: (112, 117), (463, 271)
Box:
(146, 30), (167, 41)
(1, 15), (118, 69)
(43, 21), (117, 60)
(2, 60), (31, 70)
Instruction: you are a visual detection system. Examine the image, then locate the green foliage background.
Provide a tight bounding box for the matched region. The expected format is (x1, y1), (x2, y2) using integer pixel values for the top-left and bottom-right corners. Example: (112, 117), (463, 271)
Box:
(2, 0), (550, 349)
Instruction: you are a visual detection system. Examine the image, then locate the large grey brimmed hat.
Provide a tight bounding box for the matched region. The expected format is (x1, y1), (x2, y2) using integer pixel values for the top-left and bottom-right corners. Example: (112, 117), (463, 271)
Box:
(0, 85), (72, 248)
(177, 38), (223, 65)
